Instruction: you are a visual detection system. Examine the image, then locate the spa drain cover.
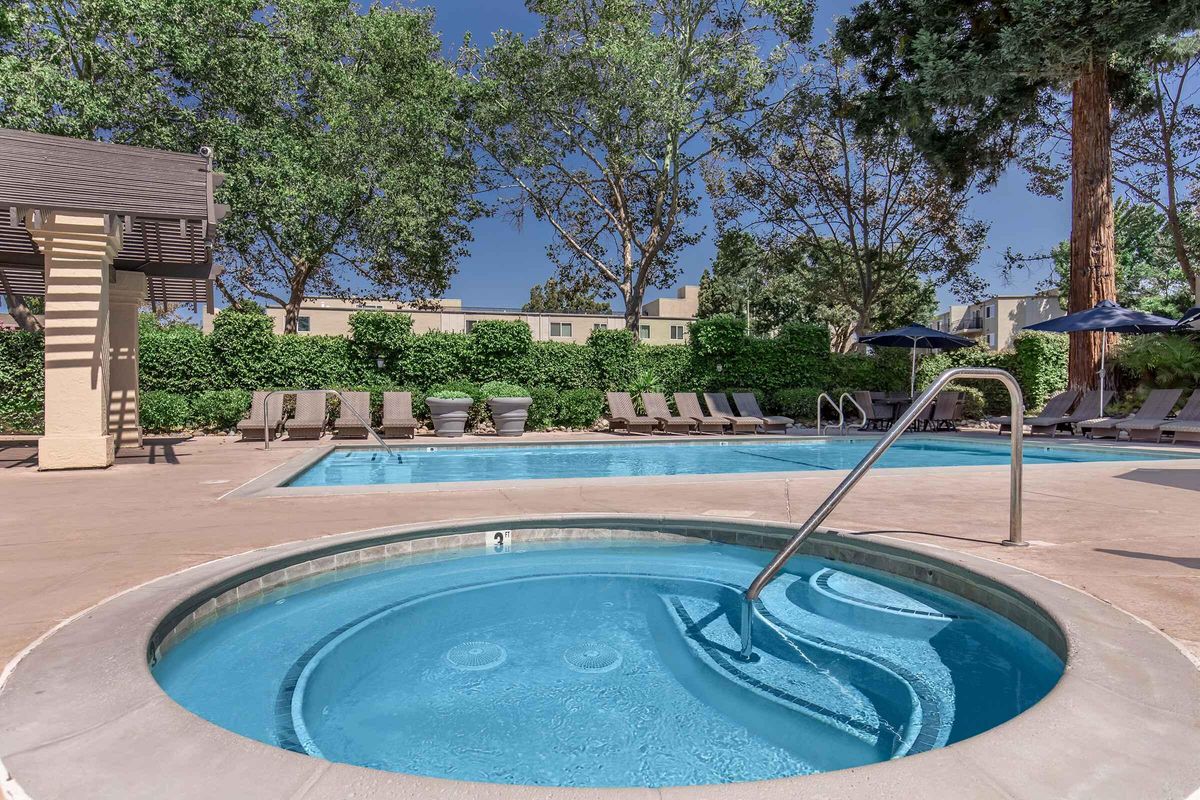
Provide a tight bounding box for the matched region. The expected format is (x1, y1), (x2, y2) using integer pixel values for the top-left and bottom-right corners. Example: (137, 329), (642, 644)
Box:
(446, 641), (507, 671)
(563, 643), (622, 673)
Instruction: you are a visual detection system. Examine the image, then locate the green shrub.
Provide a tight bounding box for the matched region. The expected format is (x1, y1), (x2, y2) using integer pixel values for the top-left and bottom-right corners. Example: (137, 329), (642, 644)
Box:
(139, 324), (217, 394)
(0, 330), (44, 433)
(945, 384), (986, 420)
(208, 310), (275, 389)
(637, 345), (693, 391)
(188, 389), (252, 431)
(1115, 334), (1200, 391)
(588, 327), (638, 390)
(348, 310), (413, 374)
(523, 341), (595, 389)
(556, 387), (604, 429)
(140, 391), (191, 432)
(471, 320), (534, 382)
(399, 331), (473, 387)
(1012, 332), (1069, 408)
(271, 335), (363, 389)
(431, 380), (485, 428)
(772, 387), (825, 424)
(479, 380), (529, 400)
(428, 390), (472, 400)
(526, 386), (559, 430)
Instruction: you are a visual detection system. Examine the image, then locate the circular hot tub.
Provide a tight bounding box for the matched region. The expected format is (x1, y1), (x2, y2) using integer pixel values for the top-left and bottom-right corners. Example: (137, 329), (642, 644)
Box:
(151, 534), (1061, 787)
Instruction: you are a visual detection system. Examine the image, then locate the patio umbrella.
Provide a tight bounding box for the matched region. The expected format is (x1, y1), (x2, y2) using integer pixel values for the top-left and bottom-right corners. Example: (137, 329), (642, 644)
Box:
(858, 324), (977, 398)
(1024, 299), (1176, 417)
(1175, 306), (1200, 331)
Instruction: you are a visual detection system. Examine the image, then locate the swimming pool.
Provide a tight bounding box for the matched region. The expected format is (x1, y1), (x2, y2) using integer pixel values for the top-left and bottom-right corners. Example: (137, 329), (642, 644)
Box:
(154, 537), (1063, 787)
(284, 436), (1178, 487)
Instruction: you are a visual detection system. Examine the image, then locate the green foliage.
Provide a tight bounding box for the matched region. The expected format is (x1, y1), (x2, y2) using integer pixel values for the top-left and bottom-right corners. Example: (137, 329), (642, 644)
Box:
(556, 387), (605, 429)
(1116, 334), (1200, 390)
(139, 324), (217, 394)
(945, 384), (986, 420)
(523, 277), (613, 314)
(636, 345), (694, 392)
(0, 331), (44, 433)
(189, 389), (252, 432)
(480, 381), (530, 400)
(428, 390), (472, 400)
(140, 391), (191, 433)
(348, 311), (413, 372)
(270, 335), (363, 389)
(771, 387), (825, 424)
(208, 310), (275, 389)
(829, 350), (911, 393)
(526, 386), (560, 430)
(399, 331), (473, 387)
(470, 320), (534, 382)
(524, 341), (596, 389)
(431, 380), (486, 427)
(587, 328), (638, 390)
(1011, 332), (1069, 409)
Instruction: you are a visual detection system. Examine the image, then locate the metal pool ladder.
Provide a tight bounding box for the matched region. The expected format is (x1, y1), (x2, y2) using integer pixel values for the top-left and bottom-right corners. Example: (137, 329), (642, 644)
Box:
(738, 367), (1027, 660)
(262, 389), (399, 461)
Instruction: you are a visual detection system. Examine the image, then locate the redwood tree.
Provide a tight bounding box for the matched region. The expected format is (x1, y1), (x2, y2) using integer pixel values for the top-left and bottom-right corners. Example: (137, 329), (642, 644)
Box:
(837, 0), (1200, 387)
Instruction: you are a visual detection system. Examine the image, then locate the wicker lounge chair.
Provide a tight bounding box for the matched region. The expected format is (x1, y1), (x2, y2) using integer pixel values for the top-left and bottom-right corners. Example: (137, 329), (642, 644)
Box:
(1156, 390), (1200, 444)
(930, 391), (964, 431)
(1027, 389), (1114, 437)
(333, 391), (371, 438)
(732, 392), (792, 433)
(703, 393), (762, 434)
(1114, 388), (1198, 442)
(286, 392), (328, 440)
(855, 391), (891, 430)
(991, 389), (1079, 435)
(382, 391), (419, 439)
(605, 392), (657, 435)
(1080, 388), (1183, 440)
(641, 392), (697, 435)
(673, 393), (731, 434)
(237, 391), (284, 441)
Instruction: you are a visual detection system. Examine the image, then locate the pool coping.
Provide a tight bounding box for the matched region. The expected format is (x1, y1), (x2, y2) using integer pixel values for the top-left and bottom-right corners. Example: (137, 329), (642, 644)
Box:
(1, 514), (1198, 800)
(223, 433), (1200, 499)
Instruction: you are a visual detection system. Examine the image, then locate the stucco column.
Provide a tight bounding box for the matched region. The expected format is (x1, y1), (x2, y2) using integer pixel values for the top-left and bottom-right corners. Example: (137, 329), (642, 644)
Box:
(109, 271), (147, 450)
(27, 211), (123, 470)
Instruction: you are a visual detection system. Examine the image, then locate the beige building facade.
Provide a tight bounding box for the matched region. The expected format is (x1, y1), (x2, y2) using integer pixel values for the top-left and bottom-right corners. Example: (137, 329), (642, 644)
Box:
(933, 291), (1065, 351)
(202, 285), (701, 345)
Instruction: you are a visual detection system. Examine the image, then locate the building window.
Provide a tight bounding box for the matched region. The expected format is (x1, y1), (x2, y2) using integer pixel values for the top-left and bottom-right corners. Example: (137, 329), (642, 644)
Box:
(986, 333), (996, 348)
(639, 324), (651, 340)
(593, 322), (606, 331)
(550, 321), (572, 337)
(670, 324), (685, 340)
(297, 316), (310, 332)
(465, 319), (476, 333)
(985, 304), (994, 319)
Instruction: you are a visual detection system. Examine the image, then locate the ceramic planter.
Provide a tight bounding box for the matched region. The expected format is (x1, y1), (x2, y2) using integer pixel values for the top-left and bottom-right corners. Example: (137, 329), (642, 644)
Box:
(426, 397), (473, 437)
(487, 396), (532, 437)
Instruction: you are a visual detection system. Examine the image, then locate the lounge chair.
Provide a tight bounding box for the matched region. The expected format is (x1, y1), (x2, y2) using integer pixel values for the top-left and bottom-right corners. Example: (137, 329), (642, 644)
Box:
(991, 389), (1079, 435)
(1157, 390), (1200, 444)
(605, 392), (657, 435)
(929, 391), (964, 431)
(641, 392), (698, 435)
(854, 391), (891, 430)
(237, 391), (284, 441)
(673, 393), (731, 434)
(1115, 388), (1198, 442)
(382, 391), (419, 439)
(703, 393), (762, 434)
(1080, 388), (1183, 440)
(1027, 389), (1115, 437)
(333, 391), (371, 438)
(732, 392), (793, 434)
(286, 392), (328, 440)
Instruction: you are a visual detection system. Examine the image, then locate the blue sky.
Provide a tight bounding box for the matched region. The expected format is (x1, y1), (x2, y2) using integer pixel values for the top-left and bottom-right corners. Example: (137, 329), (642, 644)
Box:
(425, 0), (1071, 313)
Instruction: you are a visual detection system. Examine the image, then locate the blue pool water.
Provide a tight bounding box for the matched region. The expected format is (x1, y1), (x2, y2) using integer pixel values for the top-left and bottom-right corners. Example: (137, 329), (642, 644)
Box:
(285, 436), (1176, 487)
(154, 539), (1064, 787)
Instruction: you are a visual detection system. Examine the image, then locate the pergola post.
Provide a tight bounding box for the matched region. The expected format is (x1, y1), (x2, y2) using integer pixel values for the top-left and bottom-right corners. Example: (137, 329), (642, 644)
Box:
(109, 271), (147, 450)
(27, 211), (123, 470)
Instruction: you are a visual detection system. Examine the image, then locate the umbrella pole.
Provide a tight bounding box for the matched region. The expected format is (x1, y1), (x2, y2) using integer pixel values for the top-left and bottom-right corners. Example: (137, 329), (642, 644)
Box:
(1098, 327), (1107, 417)
(910, 343), (917, 398)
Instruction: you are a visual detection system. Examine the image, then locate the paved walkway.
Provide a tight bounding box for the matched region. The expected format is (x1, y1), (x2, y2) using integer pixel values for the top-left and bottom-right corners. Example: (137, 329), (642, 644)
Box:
(1, 432), (1198, 665)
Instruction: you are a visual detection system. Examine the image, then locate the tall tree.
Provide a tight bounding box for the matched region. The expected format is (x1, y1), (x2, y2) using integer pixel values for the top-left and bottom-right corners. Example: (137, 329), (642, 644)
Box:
(191, 1), (480, 332)
(468, 0), (812, 335)
(523, 277), (613, 314)
(837, 0), (1200, 387)
(711, 50), (985, 344)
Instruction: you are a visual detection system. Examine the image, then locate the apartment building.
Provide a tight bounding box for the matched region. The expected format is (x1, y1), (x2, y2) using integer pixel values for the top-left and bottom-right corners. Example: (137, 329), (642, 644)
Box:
(932, 291), (1065, 350)
(201, 285), (701, 345)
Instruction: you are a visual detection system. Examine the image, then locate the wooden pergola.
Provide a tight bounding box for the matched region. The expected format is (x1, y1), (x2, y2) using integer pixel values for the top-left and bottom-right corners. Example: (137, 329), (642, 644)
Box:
(0, 129), (227, 469)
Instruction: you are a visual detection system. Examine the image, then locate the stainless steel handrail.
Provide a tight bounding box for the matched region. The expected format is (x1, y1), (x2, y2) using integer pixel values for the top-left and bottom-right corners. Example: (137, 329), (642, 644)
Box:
(738, 367), (1026, 660)
(838, 392), (868, 432)
(262, 389), (399, 460)
(816, 392), (844, 435)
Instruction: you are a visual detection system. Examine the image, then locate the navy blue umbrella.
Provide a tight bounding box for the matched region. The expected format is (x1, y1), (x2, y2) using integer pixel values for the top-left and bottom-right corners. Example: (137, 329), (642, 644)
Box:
(1024, 299), (1176, 416)
(1175, 306), (1200, 331)
(858, 324), (977, 397)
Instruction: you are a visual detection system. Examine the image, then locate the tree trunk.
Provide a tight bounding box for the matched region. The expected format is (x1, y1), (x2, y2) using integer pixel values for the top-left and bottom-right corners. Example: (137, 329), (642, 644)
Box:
(1164, 206), (1197, 301)
(3, 294), (43, 332)
(623, 283), (642, 338)
(284, 286), (304, 334)
(1068, 60), (1118, 389)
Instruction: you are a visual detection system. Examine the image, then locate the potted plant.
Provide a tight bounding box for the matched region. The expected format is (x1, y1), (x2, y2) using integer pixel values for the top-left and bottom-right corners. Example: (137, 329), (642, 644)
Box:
(425, 391), (474, 437)
(482, 381), (532, 437)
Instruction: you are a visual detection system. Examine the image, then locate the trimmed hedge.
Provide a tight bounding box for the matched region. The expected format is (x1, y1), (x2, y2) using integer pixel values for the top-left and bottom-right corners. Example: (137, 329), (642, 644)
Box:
(0, 308), (1073, 434)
